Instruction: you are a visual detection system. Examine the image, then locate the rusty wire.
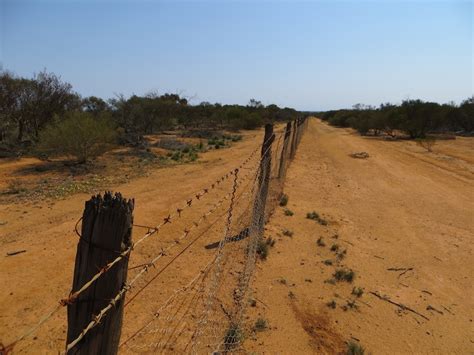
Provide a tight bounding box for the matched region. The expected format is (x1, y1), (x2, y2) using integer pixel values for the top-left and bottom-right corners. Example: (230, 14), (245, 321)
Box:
(4, 124), (291, 354)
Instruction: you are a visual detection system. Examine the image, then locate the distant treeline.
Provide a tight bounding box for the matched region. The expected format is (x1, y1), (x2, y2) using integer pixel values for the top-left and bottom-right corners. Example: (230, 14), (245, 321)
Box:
(0, 70), (302, 146)
(318, 99), (473, 138)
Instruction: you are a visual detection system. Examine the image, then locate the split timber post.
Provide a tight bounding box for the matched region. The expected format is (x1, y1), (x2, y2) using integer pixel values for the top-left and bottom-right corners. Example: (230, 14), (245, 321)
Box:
(66, 192), (134, 354)
(297, 117), (303, 146)
(278, 121), (292, 179)
(254, 123), (274, 233)
(289, 119), (298, 160)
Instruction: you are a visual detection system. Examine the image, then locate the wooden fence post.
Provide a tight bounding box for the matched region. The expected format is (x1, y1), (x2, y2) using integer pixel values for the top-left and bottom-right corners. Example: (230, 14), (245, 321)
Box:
(289, 120), (297, 160)
(66, 192), (134, 354)
(254, 123), (274, 232)
(278, 121), (292, 179)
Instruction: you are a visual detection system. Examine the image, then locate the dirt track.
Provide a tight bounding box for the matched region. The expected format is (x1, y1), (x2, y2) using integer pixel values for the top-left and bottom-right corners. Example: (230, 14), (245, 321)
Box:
(245, 119), (474, 354)
(1, 119), (473, 354)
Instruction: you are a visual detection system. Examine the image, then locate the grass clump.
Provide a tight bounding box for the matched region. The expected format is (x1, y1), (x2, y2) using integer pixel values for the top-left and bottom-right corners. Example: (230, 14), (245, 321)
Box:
(6, 180), (27, 195)
(336, 249), (347, 260)
(282, 229), (293, 237)
(254, 318), (267, 332)
(266, 237), (276, 247)
(347, 341), (366, 355)
(306, 211), (328, 225)
(284, 209), (294, 216)
(333, 268), (355, 283)
(352, 287), (364, 297)
(256, 239), (269, 260)
(279, 193), (289, 206)
(317, 237), (326, 247)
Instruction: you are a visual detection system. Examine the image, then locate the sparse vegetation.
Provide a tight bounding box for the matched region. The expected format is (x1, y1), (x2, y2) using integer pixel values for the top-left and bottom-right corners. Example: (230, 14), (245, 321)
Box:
(320, 97), (474, 138)
(344, 299), (358, 310)
(416, 137), (437, 152)
(346, 341), (366, 355)
(254, 318), (267, 332)
(352, 287), (364, 297)
(306, 211), (328, 225)
(266, 237), (276, 247)
(336, 249), (347, 260)
(39, 112), (117, 163)
(282, 229), (293, 237)
(5, 180), (27, 195)
(334, 268), (355, 283)
(279, 193), (289, 206)
(256, 239), (269, 260)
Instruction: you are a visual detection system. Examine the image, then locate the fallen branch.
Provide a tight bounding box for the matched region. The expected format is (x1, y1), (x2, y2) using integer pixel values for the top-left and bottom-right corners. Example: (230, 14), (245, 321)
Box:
(426, 305), (443, 315)
(387, 267), (413, 278)
(369, 291), (429, 321)
(441, 305), (454, 315)
(6, 250), (26, 257)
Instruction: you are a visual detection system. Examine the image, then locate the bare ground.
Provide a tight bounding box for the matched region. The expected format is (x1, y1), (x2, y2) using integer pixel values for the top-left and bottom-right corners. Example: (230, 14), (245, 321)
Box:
(0, 119), (473, 354)
(245, 119), (474, 354)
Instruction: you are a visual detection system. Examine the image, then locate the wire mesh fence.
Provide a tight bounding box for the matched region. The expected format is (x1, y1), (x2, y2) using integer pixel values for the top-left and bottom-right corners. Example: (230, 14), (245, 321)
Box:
(0, 117), (308, 355)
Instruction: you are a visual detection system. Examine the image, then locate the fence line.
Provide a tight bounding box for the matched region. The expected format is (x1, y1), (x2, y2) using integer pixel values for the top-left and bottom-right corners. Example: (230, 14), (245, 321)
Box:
(1, 118), (308, 355)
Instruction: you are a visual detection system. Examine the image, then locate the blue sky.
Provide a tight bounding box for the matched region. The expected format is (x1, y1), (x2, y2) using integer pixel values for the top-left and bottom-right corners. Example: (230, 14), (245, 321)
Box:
(1, 0), (472, 110)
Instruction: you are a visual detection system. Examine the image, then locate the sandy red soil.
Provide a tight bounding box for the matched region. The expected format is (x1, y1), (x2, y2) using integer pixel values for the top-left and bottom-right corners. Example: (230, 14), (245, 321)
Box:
(0, 119), (473, 354)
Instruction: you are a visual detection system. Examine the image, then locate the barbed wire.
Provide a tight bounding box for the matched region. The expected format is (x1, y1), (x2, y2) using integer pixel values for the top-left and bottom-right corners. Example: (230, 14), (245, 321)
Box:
(3, 122), (303, 354)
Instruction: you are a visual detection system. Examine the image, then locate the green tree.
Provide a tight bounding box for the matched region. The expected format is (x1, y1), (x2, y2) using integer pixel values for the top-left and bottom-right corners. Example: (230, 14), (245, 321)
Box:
(39, 112), (117, 163)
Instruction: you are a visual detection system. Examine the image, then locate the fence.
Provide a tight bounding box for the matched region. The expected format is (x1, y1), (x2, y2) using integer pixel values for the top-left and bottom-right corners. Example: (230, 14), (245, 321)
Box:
(1, 117), (309, 355)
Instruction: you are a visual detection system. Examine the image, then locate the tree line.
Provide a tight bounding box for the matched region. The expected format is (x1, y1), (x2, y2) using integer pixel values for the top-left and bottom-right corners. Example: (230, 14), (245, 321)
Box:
(0, 70), (301, 150)
(318, 99), (473, 138)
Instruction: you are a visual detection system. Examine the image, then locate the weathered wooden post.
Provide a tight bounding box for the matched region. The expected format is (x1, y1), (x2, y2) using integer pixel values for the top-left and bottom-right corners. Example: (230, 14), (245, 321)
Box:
(254, 123), (274, 232)
(278, 121), (292, 179)
(66, 192), (134, 354)
(289, 119), (298, 160)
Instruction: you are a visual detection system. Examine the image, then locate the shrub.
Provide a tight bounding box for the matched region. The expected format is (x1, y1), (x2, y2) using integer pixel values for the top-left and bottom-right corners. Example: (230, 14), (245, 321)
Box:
(352, 287), (364, 297)
(334, 268), (355, 282)
(256, 239), (269, 259)
(306, 211), (319, 220)
(347, 341), (366, 355)
(282, 229), (293, 237)
(254, 318), (267, 331)
(323, 259), (333, 266)
(284, 209), (294, 216)
(6, 180), (27, 194)
(39, 112), (116, 163)
(337, 249), (347, 260)
(279, 193), (289, 206)
(307, 211), (328, 225)
(330, 244), (340, 252)
(266, 237), (276, 247)
(416, 137), (436, 152)
(326, 300), (337, 309)
(317, 237), (326, 247)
